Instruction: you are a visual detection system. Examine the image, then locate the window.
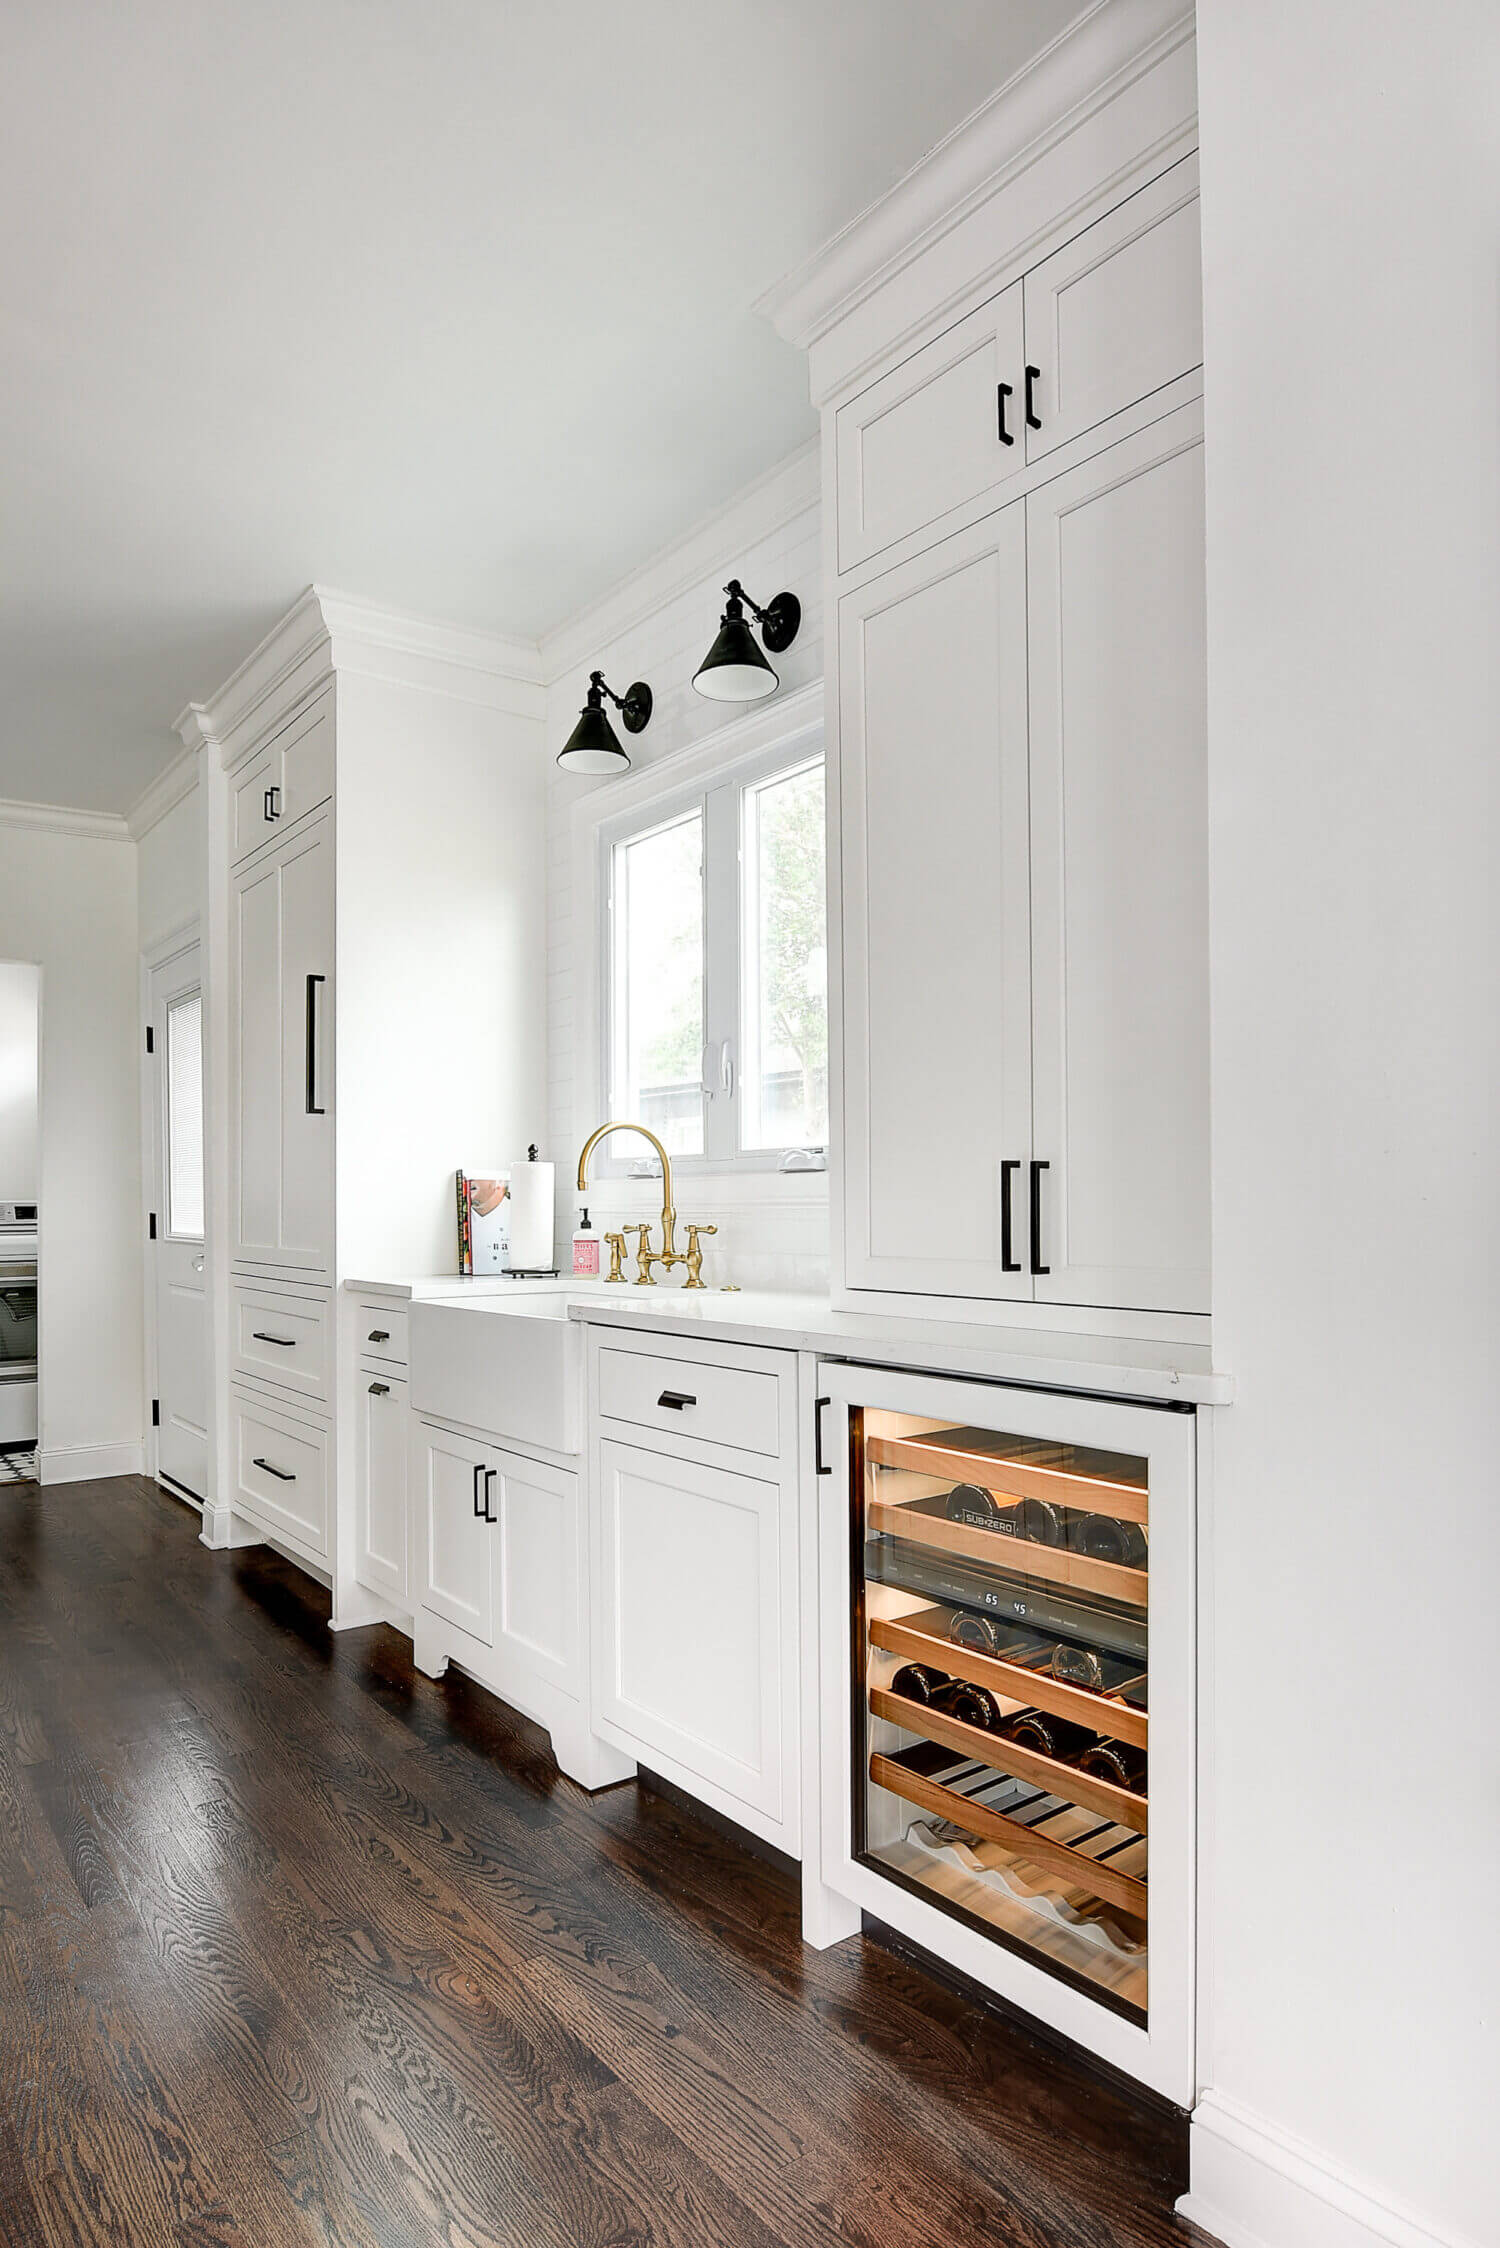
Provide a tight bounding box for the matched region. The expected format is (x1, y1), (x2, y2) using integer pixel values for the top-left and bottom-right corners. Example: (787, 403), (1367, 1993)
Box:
(166, 988), (204, 1237)
(603, 743), (827, 1168)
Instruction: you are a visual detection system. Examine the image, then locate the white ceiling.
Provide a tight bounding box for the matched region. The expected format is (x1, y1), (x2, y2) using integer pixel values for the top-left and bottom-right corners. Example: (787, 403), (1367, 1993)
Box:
(1, 1), (1083, 812)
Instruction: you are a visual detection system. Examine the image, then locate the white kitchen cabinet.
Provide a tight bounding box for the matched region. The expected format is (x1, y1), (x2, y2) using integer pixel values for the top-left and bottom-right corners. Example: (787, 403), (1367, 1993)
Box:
(415, 1419), (494, 1645)
(588, 1328), (801, 1852)
(1027, 402), (1209, 1313)
(835, 284), (1026, 572)
(229, 810), (334, 1277)
(355, 1367), (409, 1604)
(230, 688), (334, 865)
(1022, 155), (1201, 466)
(229, 1383), (330, 1558)
(837, 506), (1033, 1301)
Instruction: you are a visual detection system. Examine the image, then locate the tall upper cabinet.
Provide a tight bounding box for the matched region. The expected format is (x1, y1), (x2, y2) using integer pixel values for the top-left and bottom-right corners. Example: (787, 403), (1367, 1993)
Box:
(177, 592), (549, 1605)
(764, 3), (1208, 1329)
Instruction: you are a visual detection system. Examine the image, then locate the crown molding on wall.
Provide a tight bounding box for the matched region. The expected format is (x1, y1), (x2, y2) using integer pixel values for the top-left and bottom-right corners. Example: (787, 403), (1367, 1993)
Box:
(538, 439), (821, 688)
(757, 0), (1195, 354)
(0, 796), (130, 843)
(126, 737), (201, 840)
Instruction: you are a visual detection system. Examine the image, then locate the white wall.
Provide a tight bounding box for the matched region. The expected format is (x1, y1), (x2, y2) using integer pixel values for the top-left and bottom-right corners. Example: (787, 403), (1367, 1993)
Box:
(136, 764), (205, 952)
(0, 823), (142, 1479)
(1190, 10), (1500, 2248)
(543, 442), (829, 1287)
(0, 962), (40, 1197)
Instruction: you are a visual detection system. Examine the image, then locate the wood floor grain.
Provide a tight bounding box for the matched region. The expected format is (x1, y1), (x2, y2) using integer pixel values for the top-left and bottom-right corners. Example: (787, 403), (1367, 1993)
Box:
(0, 1477), (1206, 2248)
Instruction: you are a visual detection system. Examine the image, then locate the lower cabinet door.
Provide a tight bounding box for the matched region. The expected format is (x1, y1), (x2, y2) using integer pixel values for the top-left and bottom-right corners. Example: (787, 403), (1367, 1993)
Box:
(491, 1449), (579, 1705)
(230, 1385), (330, 1556)
(355, 1371), (409, 1602)
(415, 1420), (494, 1645)
(594, 1437), (784, 1826)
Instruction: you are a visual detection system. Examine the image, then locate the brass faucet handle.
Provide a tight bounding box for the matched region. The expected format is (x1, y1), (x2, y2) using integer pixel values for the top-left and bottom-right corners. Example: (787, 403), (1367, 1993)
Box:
(623, 1222), (657, 1285)
(682, 1223), (718, 1290)
(602, 1231), (627, 1283)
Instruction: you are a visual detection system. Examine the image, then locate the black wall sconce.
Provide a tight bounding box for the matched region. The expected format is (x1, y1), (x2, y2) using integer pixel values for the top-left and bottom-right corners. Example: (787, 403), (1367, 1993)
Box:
(692, 579), (801, 703)
(556, 669), (653, 774)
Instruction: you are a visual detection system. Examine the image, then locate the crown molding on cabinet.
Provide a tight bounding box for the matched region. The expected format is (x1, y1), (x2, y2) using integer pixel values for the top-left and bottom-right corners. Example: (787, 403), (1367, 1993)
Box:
(0, 796), (130, 843)
(126, 736), (202, 839)
(178, 584), (549, 768)
(538, 440), (820, 689)
(758, 0), (1195, 396)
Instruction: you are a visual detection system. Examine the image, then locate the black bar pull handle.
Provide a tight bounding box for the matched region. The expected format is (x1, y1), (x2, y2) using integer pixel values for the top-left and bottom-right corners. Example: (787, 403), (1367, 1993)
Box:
(251, 1331), (296, 1348)
(472, 1462), (485, 1517)
(483, 1468), (497, 1524)
(1000, 1160), (1021, 1273)
(368, 1381), (389, 1397)
(253, 1457), (295, 1482)
(657, 1389), (696, 1409)
(264, 784), (282, 822)
(815, 1395), (833, 1476)
(1024, 364), (1042, 430)
(367, 1329), (390, 1343)
(305, 973), (326, 1115)
(1029, 1159), (1050, 1276)
(996, 381), (1015, 446)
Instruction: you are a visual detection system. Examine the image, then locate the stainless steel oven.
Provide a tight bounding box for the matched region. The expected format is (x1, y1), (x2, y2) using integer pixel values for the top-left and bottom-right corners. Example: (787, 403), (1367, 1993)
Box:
(0, 1202), (38, 1447)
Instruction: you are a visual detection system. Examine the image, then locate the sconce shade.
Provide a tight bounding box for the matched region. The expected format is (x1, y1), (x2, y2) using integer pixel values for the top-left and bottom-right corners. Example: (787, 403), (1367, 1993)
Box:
(556, 670), (653, 774)
(693, 614), (779, 701)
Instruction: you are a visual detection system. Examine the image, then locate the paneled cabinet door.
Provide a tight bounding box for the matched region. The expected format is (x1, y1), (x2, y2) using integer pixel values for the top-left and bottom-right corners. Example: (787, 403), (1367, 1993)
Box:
(594, 1438), (785, 1824)
(837, 505), (1034, 1300)
(1022, 155), (1202, 466)
(835, 282), (1026, 572)
(355, 1371), (408, 1602)
(490, 1449), (579, 1707)
(1026, 402), (1210, 1313)
(415, 1421), (494, 1645)
(230, 814), (334, 1275)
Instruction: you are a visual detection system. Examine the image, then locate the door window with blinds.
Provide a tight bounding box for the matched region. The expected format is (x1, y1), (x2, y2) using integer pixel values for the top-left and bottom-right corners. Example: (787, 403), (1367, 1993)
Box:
(600, 740), (827, 1170)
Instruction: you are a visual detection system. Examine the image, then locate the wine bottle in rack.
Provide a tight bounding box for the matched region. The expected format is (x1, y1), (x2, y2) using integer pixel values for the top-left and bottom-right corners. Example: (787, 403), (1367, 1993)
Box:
(930, 1678), (1004, 1731)
(1070, 1513), (1148, 1567)
(889, 1662), (946, 1705)
(1076, 1738), (1148, 1794)
(1000, 1707), (1099, 1765)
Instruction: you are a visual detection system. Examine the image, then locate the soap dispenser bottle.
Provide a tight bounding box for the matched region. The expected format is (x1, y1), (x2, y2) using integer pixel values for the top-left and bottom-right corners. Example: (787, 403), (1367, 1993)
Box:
(572, 1207), (600, 1277)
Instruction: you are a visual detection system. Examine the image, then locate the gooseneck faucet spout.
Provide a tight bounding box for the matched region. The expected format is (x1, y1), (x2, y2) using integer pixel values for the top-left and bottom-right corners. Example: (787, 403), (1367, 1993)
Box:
(577, 1121), (678, 1262)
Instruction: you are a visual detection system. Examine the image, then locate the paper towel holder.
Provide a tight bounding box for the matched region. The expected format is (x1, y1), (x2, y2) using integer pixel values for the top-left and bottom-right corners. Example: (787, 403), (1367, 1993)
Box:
(501, 1144), (561, 1279)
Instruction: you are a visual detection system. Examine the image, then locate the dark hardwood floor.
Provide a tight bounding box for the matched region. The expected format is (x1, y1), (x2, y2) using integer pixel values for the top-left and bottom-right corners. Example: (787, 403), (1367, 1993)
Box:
(0, 1476), (1204, 2248)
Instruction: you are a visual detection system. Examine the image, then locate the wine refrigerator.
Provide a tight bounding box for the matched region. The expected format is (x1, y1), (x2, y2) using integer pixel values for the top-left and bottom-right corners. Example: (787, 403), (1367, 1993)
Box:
(814, 1364), (1195, 2102)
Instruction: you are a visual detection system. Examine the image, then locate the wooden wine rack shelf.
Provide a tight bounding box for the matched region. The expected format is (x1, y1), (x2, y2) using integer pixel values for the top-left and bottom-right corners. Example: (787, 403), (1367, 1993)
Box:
(870, 1750), (1149, 1920)
(868, 1686), (1148, 1835)
(866, 1432), (1150, 1527)
(869, 1612), (1149, 1751)
(867, 1495), (1148, 1607)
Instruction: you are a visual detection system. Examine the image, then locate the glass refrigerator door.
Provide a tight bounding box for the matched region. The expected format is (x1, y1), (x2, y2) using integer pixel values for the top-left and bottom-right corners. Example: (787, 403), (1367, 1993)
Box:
(854, 1404), (1161, 2024)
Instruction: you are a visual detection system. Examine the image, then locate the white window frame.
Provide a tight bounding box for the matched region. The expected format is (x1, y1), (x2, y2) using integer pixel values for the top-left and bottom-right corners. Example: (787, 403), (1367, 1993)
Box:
(571, 684), (826, 1183)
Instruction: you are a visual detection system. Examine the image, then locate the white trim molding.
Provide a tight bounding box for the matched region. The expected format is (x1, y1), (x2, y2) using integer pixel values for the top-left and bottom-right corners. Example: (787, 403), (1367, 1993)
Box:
(540, 442), (820, 686)
(1180, 2090), (1484, 2248)
(0, 798), (130, 843)
(39, 1440), (146, 1485)
(759, 0), (1194, 352)
(127, 738), (201, 839)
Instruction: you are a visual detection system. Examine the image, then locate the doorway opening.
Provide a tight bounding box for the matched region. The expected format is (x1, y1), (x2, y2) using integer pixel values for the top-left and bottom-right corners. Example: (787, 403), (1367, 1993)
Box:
(144, 930), (208, 1504)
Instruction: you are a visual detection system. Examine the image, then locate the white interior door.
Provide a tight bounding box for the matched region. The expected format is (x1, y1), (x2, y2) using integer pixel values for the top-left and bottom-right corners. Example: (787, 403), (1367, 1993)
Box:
(148, 941), (208, 1498)
(1026, 403), (1210, 1313)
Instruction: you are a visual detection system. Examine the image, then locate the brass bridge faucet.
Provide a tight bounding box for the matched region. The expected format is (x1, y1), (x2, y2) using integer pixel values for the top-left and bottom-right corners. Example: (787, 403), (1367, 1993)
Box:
(576, 1122), (716, 1287)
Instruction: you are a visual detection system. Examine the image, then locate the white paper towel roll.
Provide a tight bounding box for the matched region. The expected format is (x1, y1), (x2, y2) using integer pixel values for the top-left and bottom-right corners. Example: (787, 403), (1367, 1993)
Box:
(507, 1157), (555, 1271)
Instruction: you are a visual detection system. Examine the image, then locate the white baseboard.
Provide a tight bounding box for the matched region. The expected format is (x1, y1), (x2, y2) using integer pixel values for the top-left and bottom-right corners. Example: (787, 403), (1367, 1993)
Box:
(1181, 2090), (1480, 2248)
(39, 1440), (146, 1485)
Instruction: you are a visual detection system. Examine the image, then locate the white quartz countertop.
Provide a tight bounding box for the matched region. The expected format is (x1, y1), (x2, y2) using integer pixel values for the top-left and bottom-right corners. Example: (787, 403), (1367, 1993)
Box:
(343, 1274), (1231, 1404)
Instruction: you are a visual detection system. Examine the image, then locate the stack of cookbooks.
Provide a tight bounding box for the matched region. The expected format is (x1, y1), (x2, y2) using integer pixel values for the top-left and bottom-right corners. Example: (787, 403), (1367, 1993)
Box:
(454, 1169), (510, 1275)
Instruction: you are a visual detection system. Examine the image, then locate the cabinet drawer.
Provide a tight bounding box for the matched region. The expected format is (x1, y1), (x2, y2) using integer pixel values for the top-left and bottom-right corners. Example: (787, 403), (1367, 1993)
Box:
(356, 1300), (408, 1367)
(230, 691), (334, 864)
(1022, 156), (1201, 465)
(595, 1344), (780, 1457)
(355, 1371), (408, 1603)
(836, 283), (1025, 572)
(232, 1280), (331, 1403)
(230, 1386), (330, 1556)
